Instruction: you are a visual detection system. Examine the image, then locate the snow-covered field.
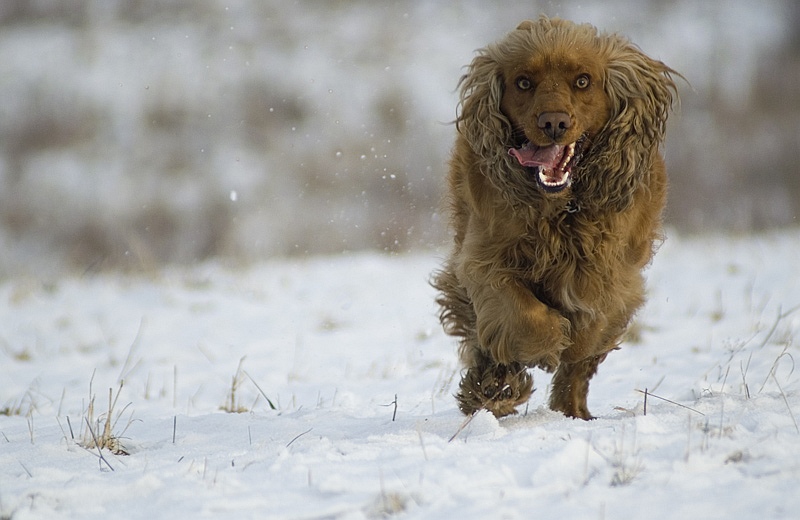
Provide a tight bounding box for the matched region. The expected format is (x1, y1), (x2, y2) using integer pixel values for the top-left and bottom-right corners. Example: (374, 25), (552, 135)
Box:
(2, 229), (800, 519)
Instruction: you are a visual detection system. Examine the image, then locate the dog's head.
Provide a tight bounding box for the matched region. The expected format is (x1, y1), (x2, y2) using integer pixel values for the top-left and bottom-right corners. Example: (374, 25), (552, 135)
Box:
(456, 17), (678, 211)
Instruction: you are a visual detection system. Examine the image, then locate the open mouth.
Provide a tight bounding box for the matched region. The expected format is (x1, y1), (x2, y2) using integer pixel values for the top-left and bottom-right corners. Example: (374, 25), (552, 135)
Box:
(508, 137), (584, 194)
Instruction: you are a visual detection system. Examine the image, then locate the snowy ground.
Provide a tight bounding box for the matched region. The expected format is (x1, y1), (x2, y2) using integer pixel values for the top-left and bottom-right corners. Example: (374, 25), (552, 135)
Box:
(2, 229), (800, 519)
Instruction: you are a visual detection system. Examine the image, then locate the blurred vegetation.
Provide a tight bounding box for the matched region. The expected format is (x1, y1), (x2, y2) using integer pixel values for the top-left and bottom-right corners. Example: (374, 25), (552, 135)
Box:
(0, 0), (797, 276)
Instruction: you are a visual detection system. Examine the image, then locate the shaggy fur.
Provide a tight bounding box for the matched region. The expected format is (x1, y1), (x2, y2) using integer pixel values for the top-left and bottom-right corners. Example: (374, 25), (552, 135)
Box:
(432, 17), (679, 419)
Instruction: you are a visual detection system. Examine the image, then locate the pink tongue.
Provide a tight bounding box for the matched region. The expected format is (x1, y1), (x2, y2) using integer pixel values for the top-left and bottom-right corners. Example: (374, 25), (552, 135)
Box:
(508, 143), (564, 168)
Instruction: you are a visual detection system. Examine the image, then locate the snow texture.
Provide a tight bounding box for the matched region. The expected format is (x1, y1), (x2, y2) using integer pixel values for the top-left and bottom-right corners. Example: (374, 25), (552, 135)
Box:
(2, 229), (800, 519)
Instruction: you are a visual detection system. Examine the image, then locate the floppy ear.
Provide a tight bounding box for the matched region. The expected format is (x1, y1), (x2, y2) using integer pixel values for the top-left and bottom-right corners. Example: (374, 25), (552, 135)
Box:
(582, 42), (678, 210)
(455, 53), (512, 161)
(604, 44), (677, 151)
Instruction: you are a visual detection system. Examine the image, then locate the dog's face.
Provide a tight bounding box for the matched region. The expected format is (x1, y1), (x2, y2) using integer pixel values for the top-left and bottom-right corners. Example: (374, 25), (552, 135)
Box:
(500, 48), (611, 194)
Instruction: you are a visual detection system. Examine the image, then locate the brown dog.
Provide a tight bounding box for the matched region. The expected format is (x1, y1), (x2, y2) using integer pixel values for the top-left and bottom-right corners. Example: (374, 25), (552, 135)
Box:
(433, 17), (679, 419)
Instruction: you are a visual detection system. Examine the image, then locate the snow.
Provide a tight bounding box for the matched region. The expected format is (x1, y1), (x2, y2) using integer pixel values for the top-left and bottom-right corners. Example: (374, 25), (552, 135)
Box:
(2, 229), (800, 519)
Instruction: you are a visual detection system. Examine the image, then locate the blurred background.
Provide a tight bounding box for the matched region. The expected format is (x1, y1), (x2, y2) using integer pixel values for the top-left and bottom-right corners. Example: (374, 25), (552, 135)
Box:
(0, 0), (798, 277)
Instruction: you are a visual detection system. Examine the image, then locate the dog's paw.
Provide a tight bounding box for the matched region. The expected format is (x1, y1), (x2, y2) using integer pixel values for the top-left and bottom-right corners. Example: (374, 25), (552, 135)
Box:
(456, 362), (533, 418)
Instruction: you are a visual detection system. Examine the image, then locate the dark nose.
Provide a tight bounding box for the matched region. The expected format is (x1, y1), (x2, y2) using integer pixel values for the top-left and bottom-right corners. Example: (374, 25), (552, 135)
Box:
(537, 112), (572, 140)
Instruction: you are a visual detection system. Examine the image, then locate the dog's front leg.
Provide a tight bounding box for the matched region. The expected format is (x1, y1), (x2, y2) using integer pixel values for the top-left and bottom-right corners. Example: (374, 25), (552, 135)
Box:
(468, 280), (570, 370)
(454, 278), (570, 417)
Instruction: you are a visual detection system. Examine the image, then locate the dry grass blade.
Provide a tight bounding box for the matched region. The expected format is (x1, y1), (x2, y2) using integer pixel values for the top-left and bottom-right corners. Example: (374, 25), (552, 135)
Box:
(448, 410), (479, 443)
(84, 417), (114, 471)
(221, 357), (249, 413)
(1, 392), (33, 418)
(771, 372), (799, 434)
(117, 317), (145, 382)
(635, 389), (704, 416)
(242, 369), (277, 410)
(78, 380), (133, 456)
(286, 428), (313, 448)
(381, 394), (399, 422)
(758, 346), (795, 395)
(19, 461), (33, 478)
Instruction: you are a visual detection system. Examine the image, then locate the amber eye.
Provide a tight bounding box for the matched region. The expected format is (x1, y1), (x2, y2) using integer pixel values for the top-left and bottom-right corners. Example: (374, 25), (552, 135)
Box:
(515, 76), (532, 91)
(575, 74), (590, 89)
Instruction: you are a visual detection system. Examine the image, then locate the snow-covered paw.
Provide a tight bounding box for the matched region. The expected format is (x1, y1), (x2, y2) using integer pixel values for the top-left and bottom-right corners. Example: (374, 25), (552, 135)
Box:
(456, 362), (533, 418)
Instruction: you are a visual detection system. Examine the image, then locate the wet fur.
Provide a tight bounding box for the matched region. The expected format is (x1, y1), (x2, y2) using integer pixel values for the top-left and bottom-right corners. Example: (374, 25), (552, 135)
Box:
(433, 17), (678, 419)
